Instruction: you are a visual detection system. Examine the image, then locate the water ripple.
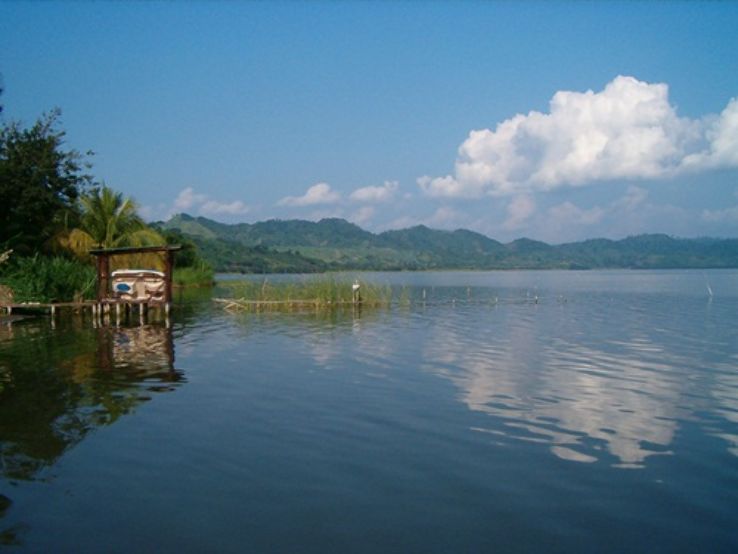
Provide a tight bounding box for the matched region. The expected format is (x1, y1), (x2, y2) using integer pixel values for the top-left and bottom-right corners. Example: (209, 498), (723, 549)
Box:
(415, 289), (738, 468)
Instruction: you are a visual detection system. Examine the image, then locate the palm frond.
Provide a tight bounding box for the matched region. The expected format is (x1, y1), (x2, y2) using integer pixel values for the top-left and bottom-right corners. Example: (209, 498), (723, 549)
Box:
(55, 185), (165, 263)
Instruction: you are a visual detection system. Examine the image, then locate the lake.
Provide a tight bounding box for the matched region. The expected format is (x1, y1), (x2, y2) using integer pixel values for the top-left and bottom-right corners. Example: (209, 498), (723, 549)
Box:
(1, 270), (737, 552)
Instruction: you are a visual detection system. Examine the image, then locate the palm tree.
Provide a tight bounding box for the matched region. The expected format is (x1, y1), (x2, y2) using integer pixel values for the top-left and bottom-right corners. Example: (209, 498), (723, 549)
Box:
(58, 186), (164, 268)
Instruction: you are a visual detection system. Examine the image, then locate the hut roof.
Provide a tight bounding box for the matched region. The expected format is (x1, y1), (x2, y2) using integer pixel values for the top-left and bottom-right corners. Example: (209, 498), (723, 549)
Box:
(89, 245), (182, 256)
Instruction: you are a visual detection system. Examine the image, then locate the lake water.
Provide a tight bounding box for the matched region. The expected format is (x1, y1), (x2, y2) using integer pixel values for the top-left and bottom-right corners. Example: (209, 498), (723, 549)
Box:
(1, 270), (737, 552)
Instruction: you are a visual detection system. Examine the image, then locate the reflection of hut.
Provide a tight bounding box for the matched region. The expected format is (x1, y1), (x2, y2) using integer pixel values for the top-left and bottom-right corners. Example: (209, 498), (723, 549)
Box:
(98, 325), (177, 377)
(89, 245), (181, 317)
(0, 322), (182, 484)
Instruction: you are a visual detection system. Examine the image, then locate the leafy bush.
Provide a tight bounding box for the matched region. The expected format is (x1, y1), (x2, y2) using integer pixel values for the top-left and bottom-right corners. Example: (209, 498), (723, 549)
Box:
(0, 254), (96, 303)
(1, 110), (93, 256)
(173, 262), (215, 287)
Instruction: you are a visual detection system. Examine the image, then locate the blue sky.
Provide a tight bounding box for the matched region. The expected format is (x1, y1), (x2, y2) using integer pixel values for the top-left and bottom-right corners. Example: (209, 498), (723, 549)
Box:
(2, 1), (738, 242)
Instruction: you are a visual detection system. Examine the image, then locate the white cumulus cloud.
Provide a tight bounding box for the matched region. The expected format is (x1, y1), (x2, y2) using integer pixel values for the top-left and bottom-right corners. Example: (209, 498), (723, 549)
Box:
(174, 187), (207, 211)
(502, 194), (536, 230)
(547, 201), (605, 227)
(420, 76), (738, 198)
(200, 199), (250, 216)
(384, 206), (467, 231)
(426, 206), (465, 228)
(277, 182), (341, 207)
(349, 180), (399, 203)
(683, 98), (738, 169)
(350, 206), (376, 226)
(701, 205), (738, 223)
(418, 174), (481, 198)
(172, 186), (249, 217)
(612, 185), (649, 211)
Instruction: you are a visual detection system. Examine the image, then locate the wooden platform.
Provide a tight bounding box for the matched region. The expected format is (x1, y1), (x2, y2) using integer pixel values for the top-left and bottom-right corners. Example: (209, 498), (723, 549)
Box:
(1, 301), (95, 315)
(1, 299), (172, 327)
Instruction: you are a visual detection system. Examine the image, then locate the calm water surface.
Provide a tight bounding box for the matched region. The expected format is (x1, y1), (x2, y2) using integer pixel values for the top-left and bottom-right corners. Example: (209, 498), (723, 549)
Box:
(1, 270), (737, 552)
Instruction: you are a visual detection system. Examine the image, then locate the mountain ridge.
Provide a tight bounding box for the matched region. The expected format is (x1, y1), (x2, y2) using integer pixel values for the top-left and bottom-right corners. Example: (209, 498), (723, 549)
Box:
(156, 213), (738, 272)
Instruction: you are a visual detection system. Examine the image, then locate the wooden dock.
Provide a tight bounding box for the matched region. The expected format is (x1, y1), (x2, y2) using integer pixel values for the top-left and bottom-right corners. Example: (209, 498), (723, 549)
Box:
(1, 299), (171, 326)
(1, 245), (181, 327)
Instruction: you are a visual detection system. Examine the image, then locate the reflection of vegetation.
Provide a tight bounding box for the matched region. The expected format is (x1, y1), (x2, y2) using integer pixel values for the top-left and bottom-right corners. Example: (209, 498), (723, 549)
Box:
(0, 315), (184, 546)
(225, 297), (389, 334)
(0, 320), (182, 482)
(170, 285), (218, 324)
(0, 525), (25, 547)
(0, 492), (25, 546)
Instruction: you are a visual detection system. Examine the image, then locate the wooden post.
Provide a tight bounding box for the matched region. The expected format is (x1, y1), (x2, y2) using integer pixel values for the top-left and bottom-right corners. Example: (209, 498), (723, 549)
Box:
(95, 256), (102, 301)
(352, 280), (361, 304)
(164, 248), (174, 314)
(96, 253), (111, 303)
(103, 255), (110, 301)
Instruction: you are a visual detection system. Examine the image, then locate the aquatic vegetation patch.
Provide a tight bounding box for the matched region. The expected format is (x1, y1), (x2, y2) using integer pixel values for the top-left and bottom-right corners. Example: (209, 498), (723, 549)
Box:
(172, 263), (215, 288)
(215, 277), (391, 310)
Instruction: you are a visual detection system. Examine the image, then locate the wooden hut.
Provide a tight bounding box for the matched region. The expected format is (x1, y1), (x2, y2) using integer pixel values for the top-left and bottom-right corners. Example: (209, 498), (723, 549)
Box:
(89, 245), (181, 315)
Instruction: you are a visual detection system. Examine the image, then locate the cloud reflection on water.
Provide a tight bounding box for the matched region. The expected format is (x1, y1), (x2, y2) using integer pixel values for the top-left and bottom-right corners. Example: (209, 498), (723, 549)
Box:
(417, 295), (726, 468)
(216, 275), (738, 469)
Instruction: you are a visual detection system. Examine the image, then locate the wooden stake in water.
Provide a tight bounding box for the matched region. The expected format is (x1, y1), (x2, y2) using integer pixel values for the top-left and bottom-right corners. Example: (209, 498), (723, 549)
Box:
(704, 273), (714, 298)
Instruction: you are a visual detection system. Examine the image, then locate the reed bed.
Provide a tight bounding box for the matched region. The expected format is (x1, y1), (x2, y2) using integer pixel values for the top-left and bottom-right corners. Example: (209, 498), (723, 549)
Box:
(172, 264), (215, 288)
(214, 278), (391, 312)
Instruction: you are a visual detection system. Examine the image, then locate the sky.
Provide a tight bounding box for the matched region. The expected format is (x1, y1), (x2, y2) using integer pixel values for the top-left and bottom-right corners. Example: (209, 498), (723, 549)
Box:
(2, 1), (738, 243)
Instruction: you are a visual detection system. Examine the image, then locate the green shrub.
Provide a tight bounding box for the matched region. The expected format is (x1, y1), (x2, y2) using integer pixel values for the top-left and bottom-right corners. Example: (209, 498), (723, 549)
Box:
(173, 262), (215, 287)
(0, 254), (96, 303)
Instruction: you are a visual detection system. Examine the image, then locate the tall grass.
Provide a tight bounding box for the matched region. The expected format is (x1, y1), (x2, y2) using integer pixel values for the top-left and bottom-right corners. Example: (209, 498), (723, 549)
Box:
(217, 277), (391, 307)
(173, 263), (215, 288)
(0, 255), (96, 303)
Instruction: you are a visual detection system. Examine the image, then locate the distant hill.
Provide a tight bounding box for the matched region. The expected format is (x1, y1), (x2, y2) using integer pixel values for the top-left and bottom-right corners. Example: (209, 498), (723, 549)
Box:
(158, 213), (738, 272)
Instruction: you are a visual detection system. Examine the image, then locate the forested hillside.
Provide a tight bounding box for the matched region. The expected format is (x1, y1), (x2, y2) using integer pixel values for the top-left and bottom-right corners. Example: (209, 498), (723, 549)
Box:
(159, 214), (738, 272)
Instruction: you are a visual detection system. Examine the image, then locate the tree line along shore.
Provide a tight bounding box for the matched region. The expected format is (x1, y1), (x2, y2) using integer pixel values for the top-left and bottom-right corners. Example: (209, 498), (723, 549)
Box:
(4, 104), (738, 306)
(0, 108), (213, 305)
